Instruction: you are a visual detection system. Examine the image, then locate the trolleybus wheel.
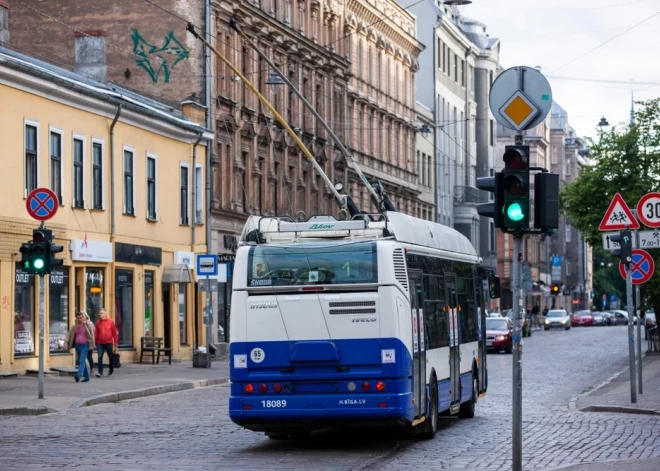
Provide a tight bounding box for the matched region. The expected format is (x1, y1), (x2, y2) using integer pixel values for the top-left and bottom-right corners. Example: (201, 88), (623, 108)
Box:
(459, 377), (477, 419)
(421, 382), (438, 440)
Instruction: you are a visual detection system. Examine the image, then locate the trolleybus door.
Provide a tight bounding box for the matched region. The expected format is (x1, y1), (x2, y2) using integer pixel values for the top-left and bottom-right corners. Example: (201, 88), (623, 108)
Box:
(408, 272), (426, 420)
(476, 278), (488, 393)
(445, 273), (461, 411)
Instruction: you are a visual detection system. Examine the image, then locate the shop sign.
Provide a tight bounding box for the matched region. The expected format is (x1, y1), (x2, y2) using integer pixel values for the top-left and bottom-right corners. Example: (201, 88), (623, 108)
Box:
(175, 251), (195, 268)
(115, 243), (162, 266)
(70, 239), (113, 263)
(15, 267), (34, 285)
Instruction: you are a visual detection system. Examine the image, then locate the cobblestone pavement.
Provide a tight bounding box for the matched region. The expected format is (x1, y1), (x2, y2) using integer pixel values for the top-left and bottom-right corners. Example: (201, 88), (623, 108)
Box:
(1, 326), (660, 470)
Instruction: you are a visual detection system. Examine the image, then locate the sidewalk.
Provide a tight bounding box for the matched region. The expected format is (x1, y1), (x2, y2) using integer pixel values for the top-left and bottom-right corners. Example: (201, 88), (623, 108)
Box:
(576, 353), (660, 415)
(0, 357), (229, 415)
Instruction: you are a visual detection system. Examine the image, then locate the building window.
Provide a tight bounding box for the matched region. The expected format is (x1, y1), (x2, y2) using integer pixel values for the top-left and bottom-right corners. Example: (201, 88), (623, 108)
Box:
(48, 267), (69, 353)
(123, 149), (135, 215)
(179, 284), (188, 345)
(14, 263), (35, 356)
(85, 268), (104, 322)
(195, 165), (203, 224)
(144, 271), (154, 337)
(180, 164), (189, 225)
(566, 223), (572, 243)
(50, 130), (63, 204)
(454, 54), (458, 82)
(461, 60), (466, 87)
(551, 146), (558, 164)
(489, 119), (494, 146)
(566, 261), (571, 276)
(73, 137), (84, 208)
(147, 155), (157, 220)
(92, 142), (103, 209)
(490, 222), (496, 252)
(25, 123), (38, 196)
(115, 269), (133, 348)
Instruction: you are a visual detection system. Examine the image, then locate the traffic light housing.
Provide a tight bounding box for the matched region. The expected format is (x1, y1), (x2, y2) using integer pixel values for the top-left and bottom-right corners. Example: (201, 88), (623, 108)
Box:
(534, 172), (559, 231)
(476, 172), (504, 228)
(609, 229), (633, 265)
(551, 283), (561, 295)
(47, 239), (64, 273)
(502, 145), (530, 231)
(18, 229), (63, 275)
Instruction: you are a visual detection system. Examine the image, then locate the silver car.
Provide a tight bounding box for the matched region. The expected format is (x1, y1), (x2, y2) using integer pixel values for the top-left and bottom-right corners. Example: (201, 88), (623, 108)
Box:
(544, 309), (571, 330)
(592, 312), (606, 326)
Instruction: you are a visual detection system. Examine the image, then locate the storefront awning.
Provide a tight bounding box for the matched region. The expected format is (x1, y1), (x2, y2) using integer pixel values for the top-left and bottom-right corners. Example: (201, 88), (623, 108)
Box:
(162, 264), (194, 284)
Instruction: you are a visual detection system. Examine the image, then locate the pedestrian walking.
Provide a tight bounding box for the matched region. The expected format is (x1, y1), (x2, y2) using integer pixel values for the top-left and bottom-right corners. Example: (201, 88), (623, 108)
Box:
(82, 313), (95, 376)
(65, 312), (95, 382)
(532, 304), (540, 329)
(95, 308), (118, 378)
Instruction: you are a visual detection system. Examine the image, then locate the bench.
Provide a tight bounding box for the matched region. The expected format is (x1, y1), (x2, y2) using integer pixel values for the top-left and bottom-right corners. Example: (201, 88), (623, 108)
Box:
(139, 337), (172, 365)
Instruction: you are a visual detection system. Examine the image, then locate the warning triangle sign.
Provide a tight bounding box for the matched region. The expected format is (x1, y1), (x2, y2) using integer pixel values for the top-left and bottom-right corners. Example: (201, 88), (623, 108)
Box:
(598, 193), (640, 231)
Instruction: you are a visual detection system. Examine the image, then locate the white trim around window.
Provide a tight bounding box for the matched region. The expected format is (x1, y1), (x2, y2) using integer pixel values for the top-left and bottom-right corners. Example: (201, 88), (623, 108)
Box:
(194, 163), (204, 225)
(122, 145), (136, 215)
(48, 125), (64, 205)
(72, 133), (87, 209)
(146, 153), (158, 221)
(24, 118), (40, 198)
(180, 162), (190, 226)
(91, 137), (105, 210)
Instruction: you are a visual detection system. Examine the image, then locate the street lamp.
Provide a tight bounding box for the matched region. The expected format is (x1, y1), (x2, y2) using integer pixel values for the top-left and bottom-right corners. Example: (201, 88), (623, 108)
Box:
(443, 0), (472, 4)
(416, 123), (430, 138)
(598, 117), (610, 127)
(265, 70), (285, 95)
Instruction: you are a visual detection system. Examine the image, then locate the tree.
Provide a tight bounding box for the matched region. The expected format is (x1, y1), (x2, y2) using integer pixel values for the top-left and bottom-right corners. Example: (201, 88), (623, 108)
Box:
(560, 98), (660, 313)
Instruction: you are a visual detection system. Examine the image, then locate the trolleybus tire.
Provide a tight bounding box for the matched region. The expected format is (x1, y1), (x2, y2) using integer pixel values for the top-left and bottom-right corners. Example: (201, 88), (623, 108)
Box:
(420, 382), (438, 440)
(459, 377), (477, 419)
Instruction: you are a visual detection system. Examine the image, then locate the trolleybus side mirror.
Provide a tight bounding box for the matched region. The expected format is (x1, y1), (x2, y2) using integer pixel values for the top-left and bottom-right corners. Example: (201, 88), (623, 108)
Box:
(488, 276), (501, 299)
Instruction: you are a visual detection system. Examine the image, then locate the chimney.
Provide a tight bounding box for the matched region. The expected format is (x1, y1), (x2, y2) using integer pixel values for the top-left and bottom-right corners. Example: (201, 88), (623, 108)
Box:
(74, 31), (107, 80)
(0, 1), (9, 47)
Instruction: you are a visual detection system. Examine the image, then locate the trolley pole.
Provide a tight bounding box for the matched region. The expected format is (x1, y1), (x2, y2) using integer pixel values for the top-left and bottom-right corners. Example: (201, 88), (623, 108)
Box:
(512, 236), (523, 471)
(636, 284), (642, 394)
(38, 273), (45, 399)
(626, 265), (637, 403)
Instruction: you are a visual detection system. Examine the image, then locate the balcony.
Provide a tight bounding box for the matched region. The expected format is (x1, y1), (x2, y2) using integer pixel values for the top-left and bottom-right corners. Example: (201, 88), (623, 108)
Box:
(454, 186), (481, 204)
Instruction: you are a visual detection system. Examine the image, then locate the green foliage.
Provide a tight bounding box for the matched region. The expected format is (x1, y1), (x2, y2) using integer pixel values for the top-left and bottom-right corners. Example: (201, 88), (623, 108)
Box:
(560, 98), (660, 312)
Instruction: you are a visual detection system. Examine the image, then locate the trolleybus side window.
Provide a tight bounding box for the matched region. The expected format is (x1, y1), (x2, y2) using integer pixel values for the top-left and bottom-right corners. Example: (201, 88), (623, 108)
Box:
(458, 277), (478, 343)
(423, 274), (445, 349)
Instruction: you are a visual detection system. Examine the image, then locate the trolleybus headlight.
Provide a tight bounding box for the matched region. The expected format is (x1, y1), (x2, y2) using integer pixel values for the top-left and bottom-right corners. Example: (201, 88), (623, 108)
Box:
(376, 381), (386, 392)
(245, 384), (254, 393)
(273, 383), (282, 393)
(347, 382), (356, 392)
(362, 382), (371, 392)
(259, 384), (268, 393)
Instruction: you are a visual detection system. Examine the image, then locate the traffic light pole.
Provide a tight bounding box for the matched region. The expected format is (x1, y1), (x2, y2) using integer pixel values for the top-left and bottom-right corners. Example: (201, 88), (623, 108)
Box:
(626, 265), (637, 403)
(37, 220), (46, 400)
(512, 235), (523, 471)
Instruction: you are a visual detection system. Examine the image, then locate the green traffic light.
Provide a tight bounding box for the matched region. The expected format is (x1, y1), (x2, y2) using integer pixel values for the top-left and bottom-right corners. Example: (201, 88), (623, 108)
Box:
(506, 203), (525, 222)
(33, 258), (45, 270)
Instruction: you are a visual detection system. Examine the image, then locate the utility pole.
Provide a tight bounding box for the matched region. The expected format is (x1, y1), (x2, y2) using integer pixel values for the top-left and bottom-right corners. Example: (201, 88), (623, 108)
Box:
(512, 237), (523, 471)
(636, 283), (642, 394)
(626, 263), (637, 403)
(38, 273), (45, 399)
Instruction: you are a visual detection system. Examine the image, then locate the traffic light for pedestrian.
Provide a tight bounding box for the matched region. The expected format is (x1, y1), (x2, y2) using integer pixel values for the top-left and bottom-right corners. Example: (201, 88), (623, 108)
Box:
(502, 145), (530, 231)
(551, 284), (561, 295)
(534, 172), (559, 231)
(609, 229), (633, 265)
(476, 172), (504, 228)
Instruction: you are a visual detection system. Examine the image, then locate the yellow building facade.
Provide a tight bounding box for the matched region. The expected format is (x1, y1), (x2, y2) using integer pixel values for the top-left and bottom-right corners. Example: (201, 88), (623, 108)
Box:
(0, 48), (213, 373)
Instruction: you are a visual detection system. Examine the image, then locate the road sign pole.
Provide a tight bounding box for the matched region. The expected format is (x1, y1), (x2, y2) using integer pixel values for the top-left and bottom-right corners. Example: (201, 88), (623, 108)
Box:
(206, 275), (212, 369)
(512, 235), (523, 471)
(626, 265), (637, 403)
(38, 274), (45, 399)
(636, 283), (643, 394)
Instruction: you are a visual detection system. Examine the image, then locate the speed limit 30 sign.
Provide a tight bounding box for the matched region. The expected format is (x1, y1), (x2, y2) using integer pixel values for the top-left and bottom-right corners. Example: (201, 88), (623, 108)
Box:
(637, 192), (660, 228)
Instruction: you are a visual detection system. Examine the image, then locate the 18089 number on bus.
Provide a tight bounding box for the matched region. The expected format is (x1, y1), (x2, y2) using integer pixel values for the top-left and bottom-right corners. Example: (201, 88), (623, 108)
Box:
(262, 400), (287, 408)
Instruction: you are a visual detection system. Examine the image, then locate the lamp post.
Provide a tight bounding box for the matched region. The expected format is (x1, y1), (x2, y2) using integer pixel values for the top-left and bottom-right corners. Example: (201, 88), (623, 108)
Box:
(265, 70), (285, 95)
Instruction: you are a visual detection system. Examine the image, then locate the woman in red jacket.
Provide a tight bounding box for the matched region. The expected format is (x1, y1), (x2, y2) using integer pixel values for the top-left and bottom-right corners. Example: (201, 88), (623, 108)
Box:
(95, 309), (118, 377)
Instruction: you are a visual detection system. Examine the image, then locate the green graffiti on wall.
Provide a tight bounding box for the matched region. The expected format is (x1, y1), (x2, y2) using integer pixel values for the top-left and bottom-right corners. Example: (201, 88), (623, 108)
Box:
(131, 29), (189, 83)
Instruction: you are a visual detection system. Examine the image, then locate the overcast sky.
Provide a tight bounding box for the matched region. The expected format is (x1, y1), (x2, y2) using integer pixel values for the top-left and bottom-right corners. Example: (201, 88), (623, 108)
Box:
(454, 0), (660, 140)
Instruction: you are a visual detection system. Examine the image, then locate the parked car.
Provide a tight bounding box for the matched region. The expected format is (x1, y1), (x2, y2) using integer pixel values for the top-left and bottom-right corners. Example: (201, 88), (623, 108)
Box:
(503, 309), (532, 337)
(544, 309), (571, 330)
(487, 310), (502, 318)
(571, 310), (594, 327)
(486, 317), (513, 354)
(645, 312), (657, 340)
(602, 311), (614, 325)
(610, 310), (630, 325)
(592, 312), (606, 326)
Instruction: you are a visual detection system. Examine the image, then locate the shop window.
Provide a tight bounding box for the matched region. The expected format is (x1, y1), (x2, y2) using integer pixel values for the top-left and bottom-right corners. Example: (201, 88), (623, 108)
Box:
(179, 283), (188, 345)
(85, 267), (104, 322)
(115, 269), (134, 348)
(14, 264), (35, 356)
(49, 267), (69, 353)
(144, 271), (154, 337)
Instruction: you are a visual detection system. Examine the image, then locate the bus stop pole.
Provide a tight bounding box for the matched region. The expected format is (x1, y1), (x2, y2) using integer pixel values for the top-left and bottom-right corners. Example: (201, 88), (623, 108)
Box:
(512, 235), (523, 471)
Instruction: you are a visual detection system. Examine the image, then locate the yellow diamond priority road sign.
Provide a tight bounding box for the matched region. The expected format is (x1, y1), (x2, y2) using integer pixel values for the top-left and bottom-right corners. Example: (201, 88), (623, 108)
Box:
(489, 66), (552, 132)
(499, 91), (539, 131)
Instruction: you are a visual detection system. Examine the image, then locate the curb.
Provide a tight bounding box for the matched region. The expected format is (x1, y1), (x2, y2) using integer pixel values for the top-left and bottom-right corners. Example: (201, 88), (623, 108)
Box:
(580, 405), (660, 416)
(1, 377), (229, 416)
(71, 377), (229, 408)
(568, 366), (629, 411)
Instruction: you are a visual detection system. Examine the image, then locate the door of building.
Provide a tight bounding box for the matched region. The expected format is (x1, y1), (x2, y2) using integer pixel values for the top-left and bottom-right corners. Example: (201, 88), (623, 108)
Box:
(162, 284), (171, 349)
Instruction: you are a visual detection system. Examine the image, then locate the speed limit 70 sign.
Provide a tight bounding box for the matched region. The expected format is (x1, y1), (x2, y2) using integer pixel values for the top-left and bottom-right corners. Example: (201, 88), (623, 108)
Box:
(637, 192), (660, 228)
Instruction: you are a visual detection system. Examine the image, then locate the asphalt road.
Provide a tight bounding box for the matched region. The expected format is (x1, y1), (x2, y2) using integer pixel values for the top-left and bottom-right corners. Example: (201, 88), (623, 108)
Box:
(1, 325), (659, 470)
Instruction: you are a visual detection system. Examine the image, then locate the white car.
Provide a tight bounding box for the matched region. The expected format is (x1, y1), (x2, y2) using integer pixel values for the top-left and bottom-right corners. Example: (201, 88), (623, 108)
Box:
(544, 309), (571, 330)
